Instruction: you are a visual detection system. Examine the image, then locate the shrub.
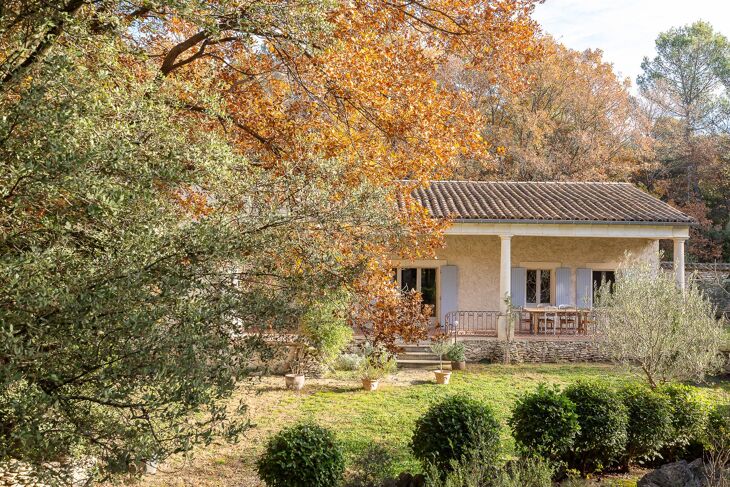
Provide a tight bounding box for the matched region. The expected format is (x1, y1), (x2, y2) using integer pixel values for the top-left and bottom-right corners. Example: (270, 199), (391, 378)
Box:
(346, 443), (395, 487)
(334, 353), (363, 371)
(411, 394), (500, 473)
(492, 457), (555, 487)
(300, 291), (353, 365)
(257, 423), (345, 487)
(620, 383), (673, 465)
(424, 456), (553, 487)
(358, 345), (397, 380)
(657, 383), (707, 462)
(509, 384), (579, 461)
(706, 404), (730, 452)
(563, 381), (628, 473)
(446, 342), (466, 362)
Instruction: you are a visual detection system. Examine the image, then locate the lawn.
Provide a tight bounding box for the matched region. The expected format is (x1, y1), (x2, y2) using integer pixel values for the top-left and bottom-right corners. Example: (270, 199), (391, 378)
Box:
(135, 364), (729, 487)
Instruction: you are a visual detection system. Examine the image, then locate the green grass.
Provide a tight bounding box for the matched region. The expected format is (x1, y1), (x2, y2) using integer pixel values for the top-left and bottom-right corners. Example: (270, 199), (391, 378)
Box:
(139, 364), (730, 486)
(259, 364), (730, 476)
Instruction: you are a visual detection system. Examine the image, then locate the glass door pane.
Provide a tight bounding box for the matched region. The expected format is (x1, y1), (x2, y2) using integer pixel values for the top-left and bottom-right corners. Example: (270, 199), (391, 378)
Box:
(401, 268), (417, 292)
(421, 268), (436, 316)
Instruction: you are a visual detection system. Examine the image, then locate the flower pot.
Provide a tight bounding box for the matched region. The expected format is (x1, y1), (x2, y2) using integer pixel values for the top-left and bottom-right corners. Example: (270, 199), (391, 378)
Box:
(361, 378), (380, 391)
(284, 373), (305, 390)
(434, 370), (451, 385)
(451, 360), (466, 370)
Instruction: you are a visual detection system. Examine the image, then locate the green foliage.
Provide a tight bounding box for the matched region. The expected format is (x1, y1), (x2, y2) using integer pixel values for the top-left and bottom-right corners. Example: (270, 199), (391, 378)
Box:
(334, 353), (364, 372)
(357, 345), (397, 380)
(509, 384), (579, 462)
(620, 383), (673, 464)
(706, 403), (730, 452)
(346, 443), (396, 487)
(0, 21), (398, 481)
(424, 455), (553, 487)
(595, 261), (724, 387)
(300, 290), (353, 365)
(257, 423), (345, 487)
(657, 383), (708, 461)
(411, 395), (500, 473)
(492, 457), (555, 487)
(446, 342), (466, 362)
(563, 381), (628, 473)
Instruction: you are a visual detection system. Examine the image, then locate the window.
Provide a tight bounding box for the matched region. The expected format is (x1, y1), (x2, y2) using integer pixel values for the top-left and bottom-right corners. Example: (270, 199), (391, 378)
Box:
(526, 269), (552, 305)
(592, 270), (615, 300)
(394, 267), (437, 316)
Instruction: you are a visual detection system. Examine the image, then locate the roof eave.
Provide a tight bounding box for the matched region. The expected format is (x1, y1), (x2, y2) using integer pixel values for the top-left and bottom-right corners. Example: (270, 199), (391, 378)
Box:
(450, 218), (697, 227)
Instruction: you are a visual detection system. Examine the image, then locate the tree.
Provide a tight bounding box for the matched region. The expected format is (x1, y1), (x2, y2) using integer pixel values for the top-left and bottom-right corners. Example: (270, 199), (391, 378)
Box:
(449, 36), (648, 181)
(595, 261), (724, 388)
(637, 21), (730, 261)
(0, 0), (543, 480)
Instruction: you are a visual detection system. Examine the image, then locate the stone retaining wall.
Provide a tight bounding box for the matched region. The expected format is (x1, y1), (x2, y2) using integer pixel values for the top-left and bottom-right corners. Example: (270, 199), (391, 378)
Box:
(462, 338), (610, 363)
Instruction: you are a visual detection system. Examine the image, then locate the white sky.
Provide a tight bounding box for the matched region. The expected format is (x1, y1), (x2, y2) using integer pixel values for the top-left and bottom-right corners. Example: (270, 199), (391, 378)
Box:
(533, 0), (730, 89)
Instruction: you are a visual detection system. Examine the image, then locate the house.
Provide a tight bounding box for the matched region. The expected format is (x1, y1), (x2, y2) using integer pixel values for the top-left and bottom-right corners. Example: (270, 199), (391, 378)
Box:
(392, 181), (695, 341)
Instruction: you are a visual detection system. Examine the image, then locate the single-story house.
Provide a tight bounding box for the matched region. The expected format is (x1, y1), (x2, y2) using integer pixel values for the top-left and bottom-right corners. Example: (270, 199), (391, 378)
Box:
(392, 181), (695, 339)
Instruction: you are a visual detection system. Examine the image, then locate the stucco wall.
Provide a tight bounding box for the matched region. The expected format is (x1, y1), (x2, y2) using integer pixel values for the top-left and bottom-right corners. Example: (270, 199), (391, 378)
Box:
(436, 235), (659, 311)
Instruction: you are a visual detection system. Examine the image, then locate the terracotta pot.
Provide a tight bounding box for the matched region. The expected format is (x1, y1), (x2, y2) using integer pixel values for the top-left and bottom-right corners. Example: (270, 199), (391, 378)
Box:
(361, 378), (380, 391)
(434, 370), (451, 385)
(285, 373), (305, 390)
(451, 360), (466, 371)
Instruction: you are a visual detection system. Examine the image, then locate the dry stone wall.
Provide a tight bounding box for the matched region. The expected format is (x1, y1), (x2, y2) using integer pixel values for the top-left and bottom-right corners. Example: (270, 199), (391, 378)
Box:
(462, 338), (610, 363)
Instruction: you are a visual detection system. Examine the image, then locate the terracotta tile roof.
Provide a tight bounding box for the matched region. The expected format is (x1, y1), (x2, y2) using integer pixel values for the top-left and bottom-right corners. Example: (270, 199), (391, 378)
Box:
(410, 181), (695, 225)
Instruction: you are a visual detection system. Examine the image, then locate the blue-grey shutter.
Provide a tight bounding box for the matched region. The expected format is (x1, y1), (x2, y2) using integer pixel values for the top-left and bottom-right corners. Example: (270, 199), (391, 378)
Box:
(576, 268), (593, 308)
(510, 267), (526, 307)
(556, 267), (571, 306)
(439, 265), (458, 327)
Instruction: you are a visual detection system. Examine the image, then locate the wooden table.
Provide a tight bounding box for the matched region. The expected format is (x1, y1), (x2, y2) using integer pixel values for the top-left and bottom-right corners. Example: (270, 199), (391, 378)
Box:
(523, 308), (587, 335)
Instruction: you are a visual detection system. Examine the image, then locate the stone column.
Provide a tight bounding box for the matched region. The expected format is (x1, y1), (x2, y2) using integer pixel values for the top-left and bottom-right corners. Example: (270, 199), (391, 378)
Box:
(673, 238), (686, 292)
(498, 235), (512, 339)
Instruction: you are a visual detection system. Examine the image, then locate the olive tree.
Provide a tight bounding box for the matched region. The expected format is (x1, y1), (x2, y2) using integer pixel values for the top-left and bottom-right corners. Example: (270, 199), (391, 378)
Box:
(595, 261), (724, 388)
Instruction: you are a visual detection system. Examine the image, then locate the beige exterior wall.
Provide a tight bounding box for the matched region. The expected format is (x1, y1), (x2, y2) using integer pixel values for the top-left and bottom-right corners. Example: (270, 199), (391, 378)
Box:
(435, 235), (659, 311)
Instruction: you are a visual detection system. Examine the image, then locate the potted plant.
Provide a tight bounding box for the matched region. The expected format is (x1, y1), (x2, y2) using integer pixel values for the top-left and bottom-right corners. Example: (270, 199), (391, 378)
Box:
(284, 344), (308, 391)
(430, 340), (452, 385)
(358, 346), (397, 391)
(446, 342), (466, 370)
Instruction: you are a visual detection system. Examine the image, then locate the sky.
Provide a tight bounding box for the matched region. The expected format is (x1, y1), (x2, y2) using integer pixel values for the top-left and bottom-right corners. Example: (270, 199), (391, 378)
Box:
(533, 0), (730, 89)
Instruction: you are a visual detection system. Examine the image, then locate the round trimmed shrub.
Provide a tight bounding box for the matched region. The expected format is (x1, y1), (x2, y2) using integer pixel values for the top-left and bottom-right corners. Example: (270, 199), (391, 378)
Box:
(656, 383), (707, 462)
(509, 384), (579, 461)
(620, 383), (673, 465)
(257, 423), (345, 487)
(564, 381), (628, 473)
(411, 394), (500, 472)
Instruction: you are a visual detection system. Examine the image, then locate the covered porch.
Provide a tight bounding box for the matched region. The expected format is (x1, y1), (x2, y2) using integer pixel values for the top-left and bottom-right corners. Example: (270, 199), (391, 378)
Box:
(394, 181), (695, 341)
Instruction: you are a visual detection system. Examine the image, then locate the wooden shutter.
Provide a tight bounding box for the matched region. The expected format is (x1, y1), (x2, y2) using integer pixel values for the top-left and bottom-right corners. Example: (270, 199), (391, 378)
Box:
(510, 267), (526, 308)
(556, 267), (572, 306)
(439, 265), (459, 327)
(576, 268), (593, 309)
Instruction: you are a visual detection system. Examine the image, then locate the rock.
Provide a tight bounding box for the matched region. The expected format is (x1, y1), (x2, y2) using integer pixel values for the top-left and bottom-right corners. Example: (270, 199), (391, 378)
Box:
(637, 459), (710, 487)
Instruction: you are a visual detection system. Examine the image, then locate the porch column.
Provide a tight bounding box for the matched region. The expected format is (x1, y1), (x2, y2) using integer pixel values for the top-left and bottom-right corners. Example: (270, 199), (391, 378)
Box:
(673, 238), (686, 292)
(498, 235), (512, 339)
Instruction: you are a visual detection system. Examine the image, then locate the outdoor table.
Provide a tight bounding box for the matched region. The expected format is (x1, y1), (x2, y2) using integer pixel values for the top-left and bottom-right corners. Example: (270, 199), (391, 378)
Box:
(522, 308), (587, 335)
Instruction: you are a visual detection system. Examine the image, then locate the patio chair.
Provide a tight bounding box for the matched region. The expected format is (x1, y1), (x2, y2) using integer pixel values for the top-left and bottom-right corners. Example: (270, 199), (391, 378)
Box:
(538, 306), (558, 334)
(558, 305), (578, 334)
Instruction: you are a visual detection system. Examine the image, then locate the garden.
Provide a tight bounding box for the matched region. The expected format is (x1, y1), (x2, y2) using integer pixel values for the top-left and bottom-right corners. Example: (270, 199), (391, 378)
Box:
(135, 363), (730, 487)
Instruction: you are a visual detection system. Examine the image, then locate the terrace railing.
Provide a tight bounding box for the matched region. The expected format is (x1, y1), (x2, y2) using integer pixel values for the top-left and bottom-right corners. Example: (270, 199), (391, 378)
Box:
(444, 310), (499, 337)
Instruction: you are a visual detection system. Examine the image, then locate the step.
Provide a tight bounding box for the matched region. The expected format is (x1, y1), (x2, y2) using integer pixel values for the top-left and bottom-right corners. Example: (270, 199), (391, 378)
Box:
(398, 345), (433, 353)
(396, 359), (453, 369)
(396, 351), (441, 359)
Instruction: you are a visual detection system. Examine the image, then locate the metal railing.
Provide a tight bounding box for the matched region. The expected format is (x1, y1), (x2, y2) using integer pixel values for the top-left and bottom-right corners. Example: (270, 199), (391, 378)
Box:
(444, 310), (499, 337)
(443, 309), (597, 337)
